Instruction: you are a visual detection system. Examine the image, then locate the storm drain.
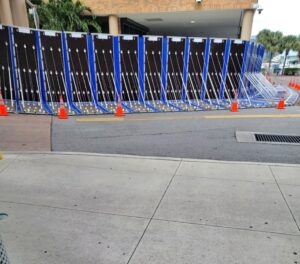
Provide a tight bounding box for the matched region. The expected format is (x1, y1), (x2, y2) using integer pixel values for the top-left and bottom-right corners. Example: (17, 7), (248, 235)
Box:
(236, 131), (300, 146)
(255, 134), (300, 144)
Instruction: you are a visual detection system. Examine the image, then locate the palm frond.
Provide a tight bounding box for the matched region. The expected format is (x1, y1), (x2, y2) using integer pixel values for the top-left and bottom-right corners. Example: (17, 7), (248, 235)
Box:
(35, 0), (101, 32)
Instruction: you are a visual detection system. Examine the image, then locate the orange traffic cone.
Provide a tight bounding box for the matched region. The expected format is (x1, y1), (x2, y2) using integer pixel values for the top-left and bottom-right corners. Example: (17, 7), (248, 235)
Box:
(114, 96), (125, 117)
(230, 92), (238, 112)
(58, 96), (68, 119)
(0, 91), (8, 116)
(277, 96), (285, 110)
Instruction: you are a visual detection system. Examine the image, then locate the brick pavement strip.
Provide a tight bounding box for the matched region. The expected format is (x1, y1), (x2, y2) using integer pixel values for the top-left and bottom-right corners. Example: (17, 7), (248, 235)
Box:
(0, 114), (51, 151)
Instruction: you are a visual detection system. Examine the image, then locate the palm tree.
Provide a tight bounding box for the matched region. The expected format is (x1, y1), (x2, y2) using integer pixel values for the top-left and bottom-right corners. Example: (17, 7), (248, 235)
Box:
(256, 29), (283, 71)
(297, 35), (300, 60)
(35, 0), (101, 32)
(279, 35), (299, 74)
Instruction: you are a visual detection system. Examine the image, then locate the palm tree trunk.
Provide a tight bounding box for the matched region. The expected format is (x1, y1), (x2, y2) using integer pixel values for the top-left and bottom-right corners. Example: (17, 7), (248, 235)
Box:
(282, 49), (289, 76)
(268, 52), (272, 72)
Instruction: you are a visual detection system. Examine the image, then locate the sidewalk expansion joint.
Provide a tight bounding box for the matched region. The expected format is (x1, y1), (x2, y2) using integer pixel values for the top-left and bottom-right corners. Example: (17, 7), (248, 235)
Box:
(269, 166), (300, 232)
(152, 218), (300, 237)
(126, 159), (183, 264)
(0, 200), (150, 221)
(0, 154), (21, 174)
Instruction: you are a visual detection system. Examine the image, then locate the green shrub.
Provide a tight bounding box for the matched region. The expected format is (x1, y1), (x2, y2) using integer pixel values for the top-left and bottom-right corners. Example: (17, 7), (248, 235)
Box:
(283, 68), (300, 75)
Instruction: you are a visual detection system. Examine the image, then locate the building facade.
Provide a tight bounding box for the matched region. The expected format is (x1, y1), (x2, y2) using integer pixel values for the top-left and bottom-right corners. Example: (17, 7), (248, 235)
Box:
(0, 0), (258, 40)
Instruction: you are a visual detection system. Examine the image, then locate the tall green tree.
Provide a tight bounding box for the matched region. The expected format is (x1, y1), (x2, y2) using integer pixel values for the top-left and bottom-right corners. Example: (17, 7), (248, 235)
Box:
(256, 29), (283, 70)
(279, 35), (299, 73)
(33, 0), (101, 32)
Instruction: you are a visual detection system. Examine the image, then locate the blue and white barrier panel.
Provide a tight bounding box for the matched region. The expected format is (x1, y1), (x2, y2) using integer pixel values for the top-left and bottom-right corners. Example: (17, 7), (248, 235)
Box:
(0, 24), (298, 115)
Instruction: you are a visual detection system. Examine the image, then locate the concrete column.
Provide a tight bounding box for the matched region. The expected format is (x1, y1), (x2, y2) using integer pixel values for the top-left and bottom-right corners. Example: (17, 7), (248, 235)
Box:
(109, 15), (120, 35)
(0, 0), (13, 25)
(9, 0), (29, 27)
(240, 9), (255, 40)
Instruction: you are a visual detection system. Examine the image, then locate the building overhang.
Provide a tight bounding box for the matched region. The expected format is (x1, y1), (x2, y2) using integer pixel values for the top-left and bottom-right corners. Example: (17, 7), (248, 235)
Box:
(81, 0), (257, 15)
(81, 0), (258, 39)
(119, 9), (244, 38)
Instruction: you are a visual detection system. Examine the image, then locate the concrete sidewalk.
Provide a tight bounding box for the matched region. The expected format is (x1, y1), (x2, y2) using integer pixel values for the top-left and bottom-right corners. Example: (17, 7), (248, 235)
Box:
(0, 153), (299, 264)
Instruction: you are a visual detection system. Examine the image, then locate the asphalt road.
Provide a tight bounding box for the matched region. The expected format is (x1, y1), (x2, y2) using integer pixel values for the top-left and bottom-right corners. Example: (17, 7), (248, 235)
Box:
(52, 106), (300, 164)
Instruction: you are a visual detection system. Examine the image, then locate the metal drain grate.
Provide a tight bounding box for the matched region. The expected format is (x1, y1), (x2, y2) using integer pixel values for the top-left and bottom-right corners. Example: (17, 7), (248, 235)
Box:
(236, 131), (300, 146)
(255, 134), (300, 144)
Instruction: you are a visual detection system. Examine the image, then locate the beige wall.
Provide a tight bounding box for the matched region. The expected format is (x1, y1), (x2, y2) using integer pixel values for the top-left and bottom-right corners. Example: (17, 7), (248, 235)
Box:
(10, 0), (29, 27)
(241, 9), (255, 40)
(108, 15), (121, 35)
(0, 0), (28, 26)
(0, 0), (14, 25)
(82, 0), (258, 15)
